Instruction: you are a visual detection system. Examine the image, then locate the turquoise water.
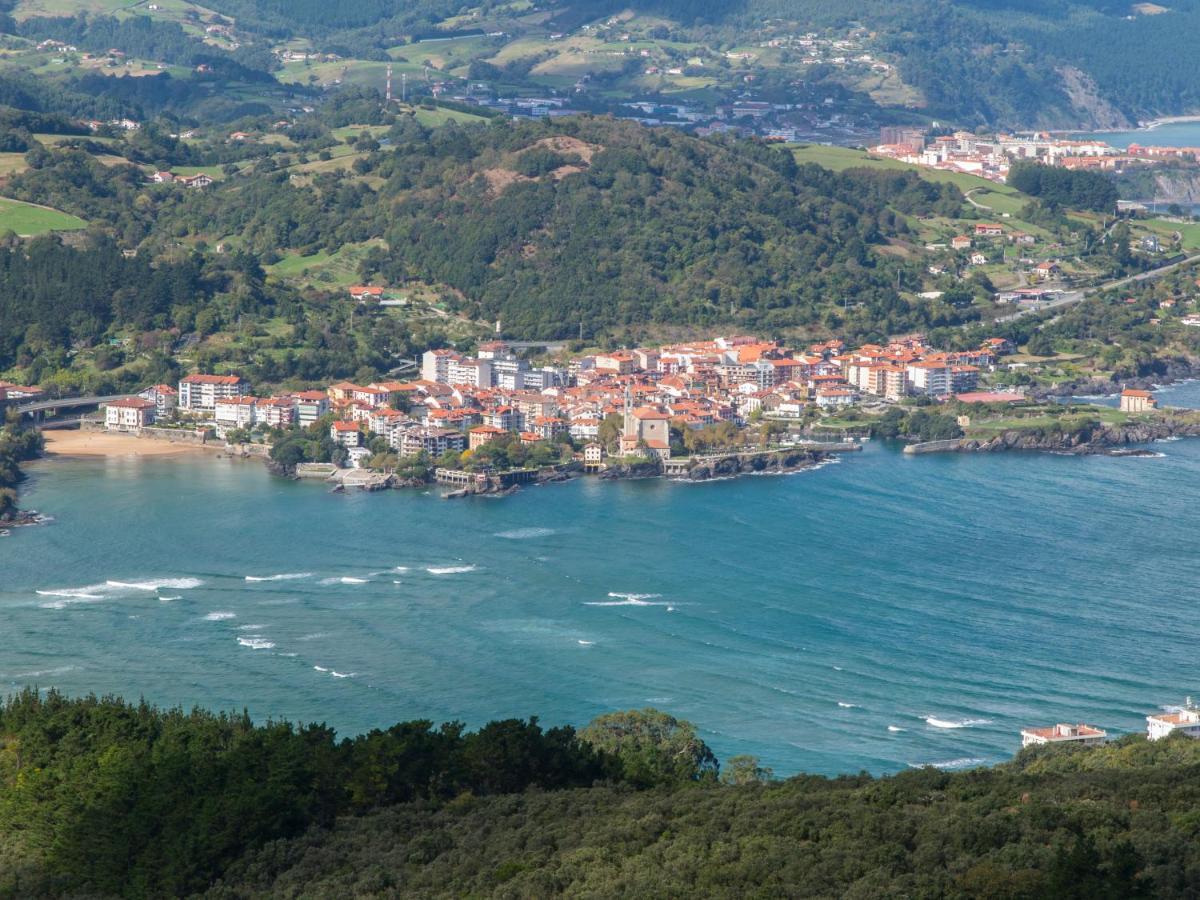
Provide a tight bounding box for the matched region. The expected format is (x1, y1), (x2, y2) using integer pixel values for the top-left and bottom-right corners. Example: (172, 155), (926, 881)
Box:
(4, 383), (1200, 777)
(1078, 120), (1200, 149)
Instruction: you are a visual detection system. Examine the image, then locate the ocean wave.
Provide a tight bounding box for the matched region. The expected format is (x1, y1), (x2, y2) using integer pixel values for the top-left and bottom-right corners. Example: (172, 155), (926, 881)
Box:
(577, 639), (595, 646)
(106, 578), (203, 592)
(495, 527), (556, 540)
(245, 572), (312, 582)
(837, 701), (859, 709)
(426, 566), (477, 575)
(203, 611), (236, 621)
(237, 637), (275, 650)
(330, 671), (355, 679)
(393, 566), (410, 573)
(11, 665), (77, 679)
(158, 595), (181, 602)
(36, 584), (108, 608)
(297, 633), (327, 642)
(237, 624), (265, 631)
(923, 716), (992, 729)
(909, 757), (986, 770)
(313, 665), (329, 673)
(319, 576), (370, 585)
(887, 725), (906, 733)
(585, 594), (670, 607)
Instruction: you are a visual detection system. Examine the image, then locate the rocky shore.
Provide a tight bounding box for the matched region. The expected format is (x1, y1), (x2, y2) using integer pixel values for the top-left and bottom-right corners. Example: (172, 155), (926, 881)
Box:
(956, 419), (1200, 454)
(1033, 356), (1200, 401)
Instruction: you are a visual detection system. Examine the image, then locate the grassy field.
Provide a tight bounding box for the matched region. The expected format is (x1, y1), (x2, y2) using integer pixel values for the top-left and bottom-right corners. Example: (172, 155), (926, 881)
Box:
(266, 241), (384, 288)
(1137, 218), (1200, 251)
(0, 197), (85, 234)
(0, 153), (29, 177)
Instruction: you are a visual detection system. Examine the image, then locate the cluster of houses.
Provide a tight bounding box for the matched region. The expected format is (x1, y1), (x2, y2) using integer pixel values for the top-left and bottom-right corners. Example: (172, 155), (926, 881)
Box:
(931, 222), (1063, 280)
(0, 380), (44, 410)
(100, 333), (1013, 466)
(150, 171), (214, 189)
(1021, 698), (1200, 748)
(871, 129), (1173, 184)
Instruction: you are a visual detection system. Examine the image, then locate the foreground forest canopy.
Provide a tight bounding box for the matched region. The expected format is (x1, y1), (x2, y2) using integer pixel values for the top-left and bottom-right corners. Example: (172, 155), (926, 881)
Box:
(3, 692), (1200, 898)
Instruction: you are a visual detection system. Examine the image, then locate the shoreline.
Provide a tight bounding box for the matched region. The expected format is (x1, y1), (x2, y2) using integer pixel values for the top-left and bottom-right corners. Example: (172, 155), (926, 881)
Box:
(36, 429), (222, 460)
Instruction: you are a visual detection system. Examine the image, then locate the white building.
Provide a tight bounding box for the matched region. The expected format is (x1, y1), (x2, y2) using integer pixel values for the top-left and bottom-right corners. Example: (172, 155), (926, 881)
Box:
(1148, 700), (1200, 741)
(906, 361), (952, 396)
(447, 357), (492, 388)
(179, 374), (247, 412)
(421, 349), (462, 383)
(214, 396), (259, 430)
(105, 397), (156, 431)
(138, 384), (178, 418)
(1020, 723), (1107, 749)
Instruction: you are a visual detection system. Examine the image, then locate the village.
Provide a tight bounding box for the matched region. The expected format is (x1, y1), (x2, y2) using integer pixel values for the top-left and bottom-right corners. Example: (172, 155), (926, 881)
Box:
(871, 126), (1200, 186)
(75, 329), (1030, 484)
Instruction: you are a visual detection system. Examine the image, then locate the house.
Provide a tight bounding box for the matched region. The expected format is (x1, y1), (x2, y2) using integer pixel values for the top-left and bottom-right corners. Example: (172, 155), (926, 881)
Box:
(178, 374), (246, 412)
(176, 173), (213, 190)
(104, 397), (156, 431)
(138, 384), (178, 418)
(1119, 388), (1157, 413)
(348, 285), (385, 301)
(1009, 231), (1036, 246)
(1148, 700), (1200, 740)
(583, 443), (605, 471)
(151, 171), (175, 183)
(1031, 261), (1061, 280)
(951, 236), (972, 250)
(815, 387), (856, 408)
(969, 252), (988, 266)
(469, 424), (506, 450)
(974, 223), (1004, 237)
(982, 337), (1015, 356)
(421, 348), (463, 383)
(330, 421), (362, 447)
(346, 446), (372, 469)
(1020, 723), (1107, 748)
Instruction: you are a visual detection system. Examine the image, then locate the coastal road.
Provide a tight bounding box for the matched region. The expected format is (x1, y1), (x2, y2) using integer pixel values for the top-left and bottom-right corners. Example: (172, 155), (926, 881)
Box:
(992, 252), (1200, 324)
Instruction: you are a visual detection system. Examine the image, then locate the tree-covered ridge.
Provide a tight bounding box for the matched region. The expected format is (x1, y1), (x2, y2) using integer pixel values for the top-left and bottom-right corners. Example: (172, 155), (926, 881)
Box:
(66, 116), (964, 342)
(5, 691), (1200, 897)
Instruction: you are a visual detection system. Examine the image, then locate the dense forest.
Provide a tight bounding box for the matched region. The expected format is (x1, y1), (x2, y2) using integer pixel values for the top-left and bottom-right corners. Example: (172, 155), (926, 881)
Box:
(4, 690), (1200, 897)
(35, 116), (967, 342)
(1008, 163), (1120, 212)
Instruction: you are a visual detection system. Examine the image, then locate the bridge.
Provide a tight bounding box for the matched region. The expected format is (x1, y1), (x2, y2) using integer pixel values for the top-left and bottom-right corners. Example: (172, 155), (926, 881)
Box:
(13, 394), (136, 417)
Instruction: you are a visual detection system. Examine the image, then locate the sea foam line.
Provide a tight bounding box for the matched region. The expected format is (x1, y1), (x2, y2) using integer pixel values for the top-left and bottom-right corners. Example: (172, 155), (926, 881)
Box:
(106, 578), (203, 592)
(426, 565), (477, 575)
(245, 572), (312, 582)
(237, 637), (275, 650)
(923, 716), (992, 730)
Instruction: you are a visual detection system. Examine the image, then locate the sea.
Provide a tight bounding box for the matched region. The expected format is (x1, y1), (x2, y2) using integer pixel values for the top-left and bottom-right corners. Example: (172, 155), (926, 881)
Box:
(4, 381), (1200, 777)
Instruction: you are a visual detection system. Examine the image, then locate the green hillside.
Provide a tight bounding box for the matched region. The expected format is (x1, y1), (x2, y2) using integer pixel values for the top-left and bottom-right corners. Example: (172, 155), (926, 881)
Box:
(4, 690), (1200, 898)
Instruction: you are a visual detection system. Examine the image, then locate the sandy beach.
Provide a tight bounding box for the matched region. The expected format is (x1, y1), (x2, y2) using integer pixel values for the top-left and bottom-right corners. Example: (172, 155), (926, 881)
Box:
(40, 429), (215, 459)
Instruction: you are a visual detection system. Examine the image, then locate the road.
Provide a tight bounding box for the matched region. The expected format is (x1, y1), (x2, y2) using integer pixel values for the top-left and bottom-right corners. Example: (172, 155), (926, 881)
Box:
(14, 394), (135, 415)
(992, 253), (1200, 324)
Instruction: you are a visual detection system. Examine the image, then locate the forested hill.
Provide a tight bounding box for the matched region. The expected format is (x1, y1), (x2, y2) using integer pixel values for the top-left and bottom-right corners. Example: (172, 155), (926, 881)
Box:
(4, 691), (1200, 898)
(30, 116), (965, 342)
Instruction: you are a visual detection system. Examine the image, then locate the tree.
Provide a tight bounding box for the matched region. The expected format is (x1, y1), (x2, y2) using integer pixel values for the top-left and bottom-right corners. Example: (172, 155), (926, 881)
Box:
(720, 754), (774, 785)
(579, 708), (719, 787)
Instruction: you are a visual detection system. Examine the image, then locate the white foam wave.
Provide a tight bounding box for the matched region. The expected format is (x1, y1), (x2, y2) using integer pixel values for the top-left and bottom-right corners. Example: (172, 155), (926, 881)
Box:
(319, 576), (370, 585)
(837, 701), (859, 709)
(313, 665), (329, 673)
(330, 671), (355, 678)
(11, 665), (77, 678)
(245, 572), (312, 582)
(832, 665), (844, 671)
(106, 578), (203, 592)
(887, 725), (906, 733)
(36, 585), (106, 600)
(393, 566), (410, 573)
(237, 637), (275, 650)
(577, 639), (595, 646)
(909, 757), (986, 770)
(426, 565), (477, 575)
(585, 597), (669, 607)
(923, 716), (992, 729)
(298, 633), (327, 641)
(158, 595), (181, 602)
(204, 611), (236, 621)
(237, 624), (265, 631)
(495, 527), (556, 540)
